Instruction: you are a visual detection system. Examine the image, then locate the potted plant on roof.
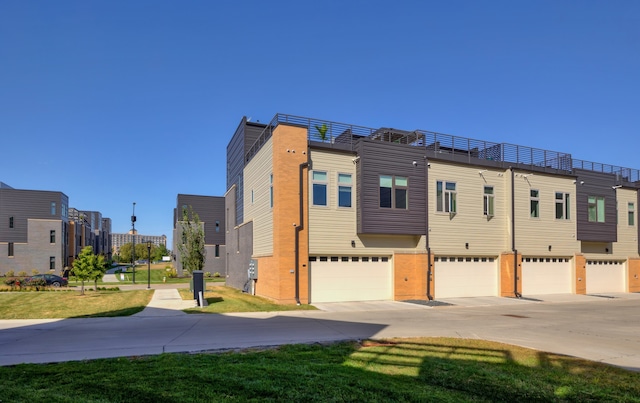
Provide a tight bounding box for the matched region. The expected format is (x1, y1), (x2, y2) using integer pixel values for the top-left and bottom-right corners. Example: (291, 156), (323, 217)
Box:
(315, 123), (328, 142)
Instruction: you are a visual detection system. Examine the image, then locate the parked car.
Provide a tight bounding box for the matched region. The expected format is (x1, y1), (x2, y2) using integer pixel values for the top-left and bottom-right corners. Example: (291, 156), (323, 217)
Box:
(23, 274), (68, 287)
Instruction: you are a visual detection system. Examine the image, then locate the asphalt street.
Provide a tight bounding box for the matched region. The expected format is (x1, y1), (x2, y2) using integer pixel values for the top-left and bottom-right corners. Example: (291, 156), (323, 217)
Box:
(1, 292), (639, 370)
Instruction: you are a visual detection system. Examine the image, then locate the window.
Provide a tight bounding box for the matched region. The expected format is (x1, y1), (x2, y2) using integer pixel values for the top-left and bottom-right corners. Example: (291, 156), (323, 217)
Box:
(50, 202), (56, 215)
(338, 173), (352, 208)
(555, 192), (570, 220)
(251, 189), (254, 204)
(215, 220), (220, 233)
(483, 186), (494, 217)
(215, 244), (220, 258)
(269, 174), (274, 208)
(50, 230), (55, 244)
(530, 189), (540, 218)
(436, 181), (456, 213)
(61, 203), (68, 218)
(380, 175), (408, 209)
(629, 202), (635, 226)
(49, 256), (55, 271)
(8, 243), (13, 257)
(588, 196), (605, 222)
(312, 171), (327, 206)
(9, 216), (13, 228)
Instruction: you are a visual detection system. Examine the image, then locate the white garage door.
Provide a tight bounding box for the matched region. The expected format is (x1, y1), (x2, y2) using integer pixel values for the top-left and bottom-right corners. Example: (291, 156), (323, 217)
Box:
(586, 260), (626, 294)
(310, 256), (392, 303)
(522, 257), (572, 295)
(435, 256), (498, 298)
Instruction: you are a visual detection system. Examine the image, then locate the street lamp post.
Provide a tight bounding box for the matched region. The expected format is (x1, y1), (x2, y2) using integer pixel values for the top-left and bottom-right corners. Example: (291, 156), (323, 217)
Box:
(146, 241), (152, 290)
(131, 202), (136, 284)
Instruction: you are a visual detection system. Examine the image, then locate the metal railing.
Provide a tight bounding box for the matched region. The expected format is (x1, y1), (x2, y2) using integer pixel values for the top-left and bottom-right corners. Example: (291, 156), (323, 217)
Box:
(244, 113), (638, 181)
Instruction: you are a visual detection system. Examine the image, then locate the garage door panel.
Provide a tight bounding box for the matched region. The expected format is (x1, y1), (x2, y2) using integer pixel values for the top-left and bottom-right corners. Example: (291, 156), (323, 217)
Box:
(586, 261), (626, 294)
(435, 258), (498, 298)
(310, 260), (392, 303)
(522, 258), (572, 295)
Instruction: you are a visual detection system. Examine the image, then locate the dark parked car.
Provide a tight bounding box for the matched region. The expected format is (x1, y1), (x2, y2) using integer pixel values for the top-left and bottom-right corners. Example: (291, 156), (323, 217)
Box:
(24, 274), (68, 287)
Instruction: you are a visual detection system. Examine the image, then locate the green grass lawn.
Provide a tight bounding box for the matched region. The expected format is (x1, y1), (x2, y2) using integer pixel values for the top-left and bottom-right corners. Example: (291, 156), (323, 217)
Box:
(179, 286), (317, 313)
(0, 338), (638, 402)
(0, 290), (153, 319)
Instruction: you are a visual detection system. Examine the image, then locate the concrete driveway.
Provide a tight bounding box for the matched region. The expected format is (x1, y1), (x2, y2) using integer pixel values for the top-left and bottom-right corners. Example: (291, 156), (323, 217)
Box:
(1, 292), (639, 371)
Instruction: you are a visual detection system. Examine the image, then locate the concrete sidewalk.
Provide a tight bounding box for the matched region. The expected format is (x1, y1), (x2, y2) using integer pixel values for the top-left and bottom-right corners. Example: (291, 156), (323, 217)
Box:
(134, 289), (197, 317)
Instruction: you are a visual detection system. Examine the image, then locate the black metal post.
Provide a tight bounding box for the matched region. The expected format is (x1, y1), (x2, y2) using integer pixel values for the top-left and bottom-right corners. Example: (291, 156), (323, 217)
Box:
(132, 202), (136, 284)
(147, 241), (151, 289)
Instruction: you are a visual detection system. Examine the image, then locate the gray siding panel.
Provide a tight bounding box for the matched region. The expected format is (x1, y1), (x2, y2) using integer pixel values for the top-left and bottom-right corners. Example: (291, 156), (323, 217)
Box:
(0, 189), (68, 243)
(224, 186), (254, 290)
(176, 194), (225, 245)
(575, 169), (618, 242)
(356, 140), (427, 235)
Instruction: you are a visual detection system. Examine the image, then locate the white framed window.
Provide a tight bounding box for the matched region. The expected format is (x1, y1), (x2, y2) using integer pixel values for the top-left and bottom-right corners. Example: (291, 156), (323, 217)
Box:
(50, 202), (56, 215)
(380, 175), (408, 209)
(312, 171), (327, 206)
(555, 192), (570, 220)
(337, 173), (352, 208)
(588, 196), (605, 223)
(628, 202), (635, 226)
(436, 181), (456, 213)
(483, 186), (494, 217)
(530, 189), (540, 218)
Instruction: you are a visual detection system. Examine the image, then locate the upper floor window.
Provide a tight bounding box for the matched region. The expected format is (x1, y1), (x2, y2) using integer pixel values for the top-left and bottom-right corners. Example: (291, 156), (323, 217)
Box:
(9, 216), (13, 228)
(269, 174), (274, 208)
(555, 192), (570, 220)
(483, 186), (494, 217)
(436, 181), (456, 213)
(50, 230), (56, 244)
(51, 202), (56, 215)
(530, 189), (540, 218)
(312, 171), (327, 206)
(628, 202), (635, 226)
(380, 176), (408, 209)
(338, 173), (352, 208)
(215, 220), (220, 232)
(588, 196), (605, 223)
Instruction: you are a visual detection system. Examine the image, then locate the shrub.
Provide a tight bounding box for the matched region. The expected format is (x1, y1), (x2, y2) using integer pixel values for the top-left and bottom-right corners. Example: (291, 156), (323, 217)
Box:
(213, 272), (221, 278)
(17, 271), (27, 277)
(205, 271), (212, 278)
(32, 269), (40, 276)
(6, 270), (14, 277)
(165, 266), (177, 278)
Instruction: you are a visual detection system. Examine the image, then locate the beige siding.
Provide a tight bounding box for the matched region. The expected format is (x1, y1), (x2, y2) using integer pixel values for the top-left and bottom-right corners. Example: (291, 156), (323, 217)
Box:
(309, 149), (425, 255)
(513, 171), (579, 255)
(244, 139), (273, 257)
(614, 189), (638, 258)
(428, 162), (508, 255)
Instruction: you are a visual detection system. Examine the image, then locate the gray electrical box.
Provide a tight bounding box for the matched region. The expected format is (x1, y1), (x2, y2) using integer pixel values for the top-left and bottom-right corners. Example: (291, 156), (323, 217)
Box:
(248, 259), (258, 280)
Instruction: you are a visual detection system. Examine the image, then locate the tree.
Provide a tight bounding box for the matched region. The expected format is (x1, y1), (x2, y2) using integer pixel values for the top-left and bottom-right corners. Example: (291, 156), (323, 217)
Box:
(177, 206), (206, 275)
(315, 123), (328, 142)
(152, 244), (170, 262)
(119, 243), (133, 263)
(72, 246), (107, 295)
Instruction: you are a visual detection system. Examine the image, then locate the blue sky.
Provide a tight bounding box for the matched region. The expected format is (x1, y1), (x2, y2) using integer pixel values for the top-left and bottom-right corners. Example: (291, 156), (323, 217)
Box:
(1, 1), (638, 248)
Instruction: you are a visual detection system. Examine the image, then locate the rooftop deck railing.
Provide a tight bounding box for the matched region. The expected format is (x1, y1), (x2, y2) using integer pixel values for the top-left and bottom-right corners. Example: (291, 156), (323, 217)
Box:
(244, 113), (638, 182)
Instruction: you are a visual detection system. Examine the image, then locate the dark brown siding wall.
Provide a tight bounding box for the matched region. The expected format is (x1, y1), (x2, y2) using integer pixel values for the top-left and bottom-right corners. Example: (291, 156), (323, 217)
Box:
(0, 189), (68, 243)
(176, 194), (225, 245)
(574, 169), (617, 242)
(356, 139), (427, 235)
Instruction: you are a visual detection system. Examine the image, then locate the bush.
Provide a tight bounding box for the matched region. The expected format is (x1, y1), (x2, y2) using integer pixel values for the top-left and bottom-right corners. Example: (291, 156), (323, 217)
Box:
(32, 269), (40, 276)
(213, 272), (221, 278)
(205, 271), (212, 278)
(6, 270), (14, 277)
(17, 271), (27, 277)
(165, 266), (177, 278)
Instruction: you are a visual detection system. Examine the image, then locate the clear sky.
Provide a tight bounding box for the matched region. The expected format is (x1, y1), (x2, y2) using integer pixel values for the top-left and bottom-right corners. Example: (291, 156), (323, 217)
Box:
(1, 1), (638, 248)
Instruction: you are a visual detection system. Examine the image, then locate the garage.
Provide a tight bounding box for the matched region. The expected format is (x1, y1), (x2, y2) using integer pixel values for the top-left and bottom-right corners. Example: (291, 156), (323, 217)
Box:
(309, 256), (392, 303)
(521, 257), (572, 295)
(434, 256), (498, 298)
(586, 260), (626, 294)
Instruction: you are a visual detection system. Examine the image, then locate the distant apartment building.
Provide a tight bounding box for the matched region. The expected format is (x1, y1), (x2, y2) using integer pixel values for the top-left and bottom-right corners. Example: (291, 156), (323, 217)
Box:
(111, 232), (167, 256)
(67, 208), (112, 265)
(0, 183), (70, 275)
(173, 194), (225, 276)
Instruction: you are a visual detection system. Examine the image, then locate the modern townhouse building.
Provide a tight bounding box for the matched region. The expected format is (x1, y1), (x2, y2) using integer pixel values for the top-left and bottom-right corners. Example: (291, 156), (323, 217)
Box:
(173, 194), (225, 276)
(224, 114), (640, 304)
(67, 209), (112, 265)
(0, 183), (70, 276)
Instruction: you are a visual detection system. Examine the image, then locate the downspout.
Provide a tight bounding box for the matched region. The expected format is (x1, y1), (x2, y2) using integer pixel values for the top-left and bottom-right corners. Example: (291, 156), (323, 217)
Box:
(294, 155), (309, 306)
(510, 167), (521, 298)
(425, 156), (433, 300)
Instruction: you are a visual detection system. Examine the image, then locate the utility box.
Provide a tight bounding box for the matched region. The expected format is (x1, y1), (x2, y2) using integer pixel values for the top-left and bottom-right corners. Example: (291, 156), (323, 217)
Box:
(192, 270), (205, 305)
(248, 259), (258, 280)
